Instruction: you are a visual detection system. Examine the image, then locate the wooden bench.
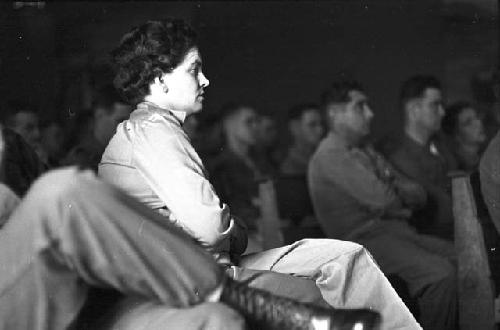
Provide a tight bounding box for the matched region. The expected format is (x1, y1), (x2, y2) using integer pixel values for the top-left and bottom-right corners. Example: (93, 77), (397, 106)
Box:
(452, 175), (496, 329)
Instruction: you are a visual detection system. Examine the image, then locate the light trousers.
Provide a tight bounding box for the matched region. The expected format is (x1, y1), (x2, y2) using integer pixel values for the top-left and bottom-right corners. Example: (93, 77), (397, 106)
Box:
(0, 168), (419, 329)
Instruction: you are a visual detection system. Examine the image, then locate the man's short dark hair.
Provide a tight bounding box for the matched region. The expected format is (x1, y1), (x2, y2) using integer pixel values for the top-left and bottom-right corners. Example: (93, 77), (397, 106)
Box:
(399, 75), (441, 108)
(219, 102), (255, 121)
(321, 81), (364, 110)
(287, 103), (320, 122)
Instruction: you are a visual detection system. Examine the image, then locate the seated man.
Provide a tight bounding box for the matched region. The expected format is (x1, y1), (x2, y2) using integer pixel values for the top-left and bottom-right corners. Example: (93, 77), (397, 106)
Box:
(0, 125), (379, 330)
(386, 75), (454, 241)
(209, 103), (275, 249)
(2, 100), (47, 163)
(254, 113), (281, 174)
(281, 103), (325, 176)
(0, 127), (46, 198)
(308, 80), (457, 330)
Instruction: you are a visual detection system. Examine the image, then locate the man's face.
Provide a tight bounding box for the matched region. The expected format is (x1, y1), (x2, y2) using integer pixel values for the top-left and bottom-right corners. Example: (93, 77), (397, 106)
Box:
(293, 109), (324, 147)
(332, 90), (373, 139)
(162, 47), (209, 114)
(12, 111), (40, 148)
(255, 116), (277, 148)
(95, 102), (132, 145)
(227, 107), (259, 147)
(414, 88), (444, 133)
(41, 123), (64, 157)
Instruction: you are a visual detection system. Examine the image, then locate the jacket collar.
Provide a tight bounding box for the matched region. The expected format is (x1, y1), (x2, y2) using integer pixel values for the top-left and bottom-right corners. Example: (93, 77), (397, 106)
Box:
(138, 101), (187, 124)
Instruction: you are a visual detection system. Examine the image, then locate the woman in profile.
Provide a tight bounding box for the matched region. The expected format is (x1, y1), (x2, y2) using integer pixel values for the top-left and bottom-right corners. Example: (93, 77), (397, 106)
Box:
(99, 18), (419, 329)
(440, 102), (486, 173)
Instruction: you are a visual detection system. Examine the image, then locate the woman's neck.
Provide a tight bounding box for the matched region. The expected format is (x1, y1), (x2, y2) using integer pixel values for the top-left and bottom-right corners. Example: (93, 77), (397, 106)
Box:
(143, 96), (166, 109)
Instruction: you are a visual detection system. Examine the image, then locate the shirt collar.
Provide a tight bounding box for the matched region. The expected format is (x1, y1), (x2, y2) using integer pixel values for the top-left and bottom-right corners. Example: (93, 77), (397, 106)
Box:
(138, 101), (187, 124)
(402, 133), (434, 154)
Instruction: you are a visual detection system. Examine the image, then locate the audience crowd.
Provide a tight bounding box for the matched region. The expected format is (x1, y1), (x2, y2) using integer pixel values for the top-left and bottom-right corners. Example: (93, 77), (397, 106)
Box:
(0, 17), (499, 330)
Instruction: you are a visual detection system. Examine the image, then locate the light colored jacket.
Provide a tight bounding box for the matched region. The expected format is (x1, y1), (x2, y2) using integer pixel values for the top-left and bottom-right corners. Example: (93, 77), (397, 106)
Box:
(99, 102), (236, 263)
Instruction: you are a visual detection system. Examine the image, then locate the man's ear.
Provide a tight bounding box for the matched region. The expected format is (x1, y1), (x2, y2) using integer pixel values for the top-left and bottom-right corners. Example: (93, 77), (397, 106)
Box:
(325, 104), (343, 122)
(405, 99), (419, 121)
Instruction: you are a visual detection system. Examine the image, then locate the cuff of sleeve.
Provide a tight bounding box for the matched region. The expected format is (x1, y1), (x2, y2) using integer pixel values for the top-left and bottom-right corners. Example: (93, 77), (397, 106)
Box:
(220, 217), (235, 236)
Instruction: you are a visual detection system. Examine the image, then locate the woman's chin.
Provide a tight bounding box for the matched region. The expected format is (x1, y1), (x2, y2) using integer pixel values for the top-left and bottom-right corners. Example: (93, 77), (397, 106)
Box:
(192, 105), (203, 113)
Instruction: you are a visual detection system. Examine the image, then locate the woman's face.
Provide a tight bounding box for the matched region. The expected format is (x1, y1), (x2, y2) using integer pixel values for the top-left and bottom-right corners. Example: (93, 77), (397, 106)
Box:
(456, 107), (486, 144)
(162, 47), (209, 114)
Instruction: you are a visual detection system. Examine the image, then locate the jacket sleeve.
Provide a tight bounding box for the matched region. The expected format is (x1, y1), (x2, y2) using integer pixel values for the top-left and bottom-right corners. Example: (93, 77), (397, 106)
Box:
(328, 149), (402, 213)
(131, 118), (234, 250)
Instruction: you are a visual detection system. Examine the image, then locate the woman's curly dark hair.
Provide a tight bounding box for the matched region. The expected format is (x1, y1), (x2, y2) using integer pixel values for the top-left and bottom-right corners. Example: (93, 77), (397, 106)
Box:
(111, 18), (197, 104)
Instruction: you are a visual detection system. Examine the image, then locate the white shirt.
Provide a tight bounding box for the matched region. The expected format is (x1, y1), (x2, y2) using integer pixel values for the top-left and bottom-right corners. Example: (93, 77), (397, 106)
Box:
(99, 102), (234, 262)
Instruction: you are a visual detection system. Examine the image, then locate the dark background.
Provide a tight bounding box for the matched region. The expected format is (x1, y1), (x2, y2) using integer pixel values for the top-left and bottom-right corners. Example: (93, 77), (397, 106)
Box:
(0, 1), (497, 139)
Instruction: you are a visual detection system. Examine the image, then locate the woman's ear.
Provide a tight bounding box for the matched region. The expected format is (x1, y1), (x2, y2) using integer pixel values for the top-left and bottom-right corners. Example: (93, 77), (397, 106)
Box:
(157, 76), (168, 93)
(150, 76), (168, 95)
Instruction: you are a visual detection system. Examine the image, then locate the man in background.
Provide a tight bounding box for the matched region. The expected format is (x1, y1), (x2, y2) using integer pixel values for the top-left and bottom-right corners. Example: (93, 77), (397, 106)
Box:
(387, 75), (453, 241)
(281, 103), (324, 175)
(62, 85), (131, 171)
(3, 100), (43, 157)
(308, 80), (457, 330)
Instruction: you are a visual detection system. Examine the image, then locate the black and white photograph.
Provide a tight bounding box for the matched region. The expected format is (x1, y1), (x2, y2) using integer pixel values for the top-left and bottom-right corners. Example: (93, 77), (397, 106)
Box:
(0, 1), (499, 329)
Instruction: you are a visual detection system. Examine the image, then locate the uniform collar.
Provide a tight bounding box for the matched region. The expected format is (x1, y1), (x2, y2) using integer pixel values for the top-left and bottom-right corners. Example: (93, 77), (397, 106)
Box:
(139, 101), (187, 124)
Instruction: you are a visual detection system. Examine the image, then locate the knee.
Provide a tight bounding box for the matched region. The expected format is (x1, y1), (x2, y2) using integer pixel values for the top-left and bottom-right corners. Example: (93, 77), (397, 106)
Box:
(23, 168), (98, 217)
(299, 238), (365, 256)
(27, 167), (94, 202)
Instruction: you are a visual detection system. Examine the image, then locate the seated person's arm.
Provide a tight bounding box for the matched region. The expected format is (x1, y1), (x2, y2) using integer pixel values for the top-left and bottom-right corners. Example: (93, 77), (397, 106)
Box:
(321, 149), (409, 218)
(388, 150), (453, 223)
(380, 159), (427, 209)
(367, 146), (427, 209)
(211, 165), (260, 231)
(132, 121), (240, 253)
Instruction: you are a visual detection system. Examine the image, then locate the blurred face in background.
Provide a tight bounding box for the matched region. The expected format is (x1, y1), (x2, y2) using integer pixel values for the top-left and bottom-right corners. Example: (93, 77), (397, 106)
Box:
(94, 101), (132, 146)
(255, 115), (277, 149)
(41, 122), (64, 159)
(455, 107), (486, 145)
(413, 88), (445, 134)
(291, 108), (324, 148)
(225, 107), (259, 147)
(9, 111), (40, 148)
